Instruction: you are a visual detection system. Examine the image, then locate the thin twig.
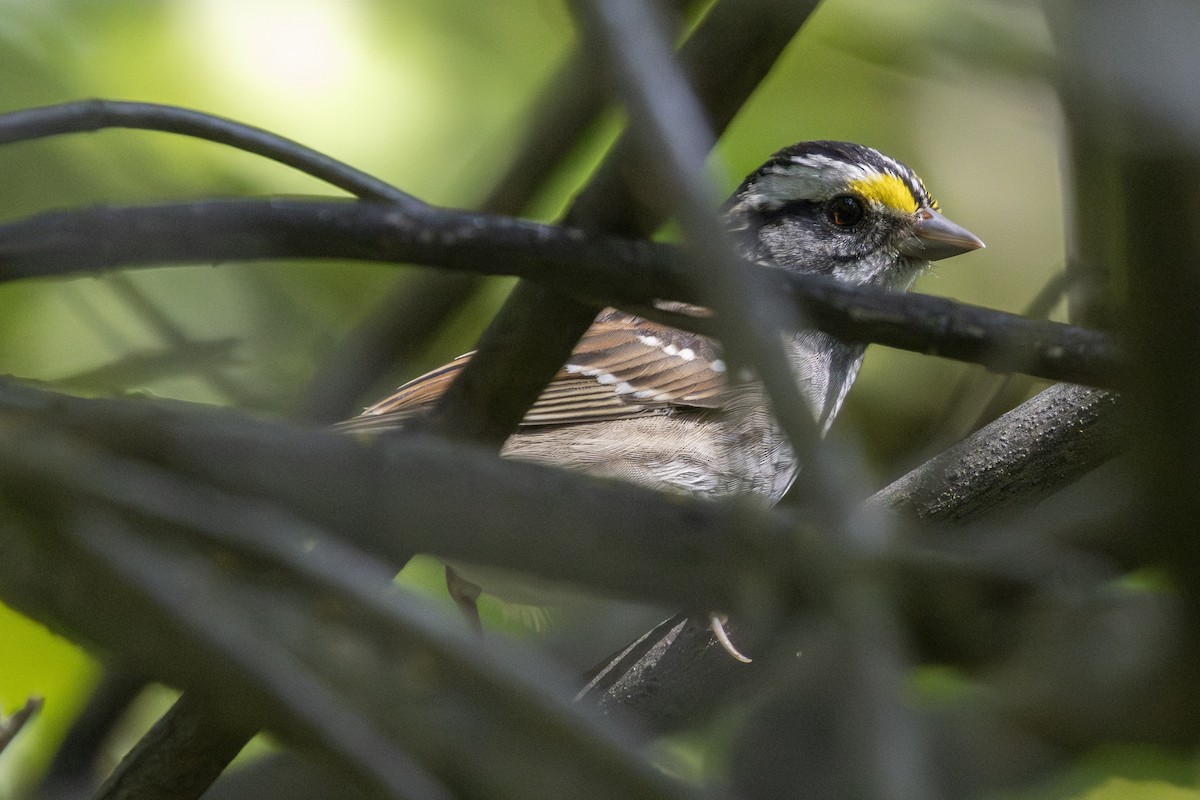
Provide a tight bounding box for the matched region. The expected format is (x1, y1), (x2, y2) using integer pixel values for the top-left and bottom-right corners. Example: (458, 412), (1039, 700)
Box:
(0, 100), (422, 206)
(106, 276), (263, 407)
(0, 696), (42, 756)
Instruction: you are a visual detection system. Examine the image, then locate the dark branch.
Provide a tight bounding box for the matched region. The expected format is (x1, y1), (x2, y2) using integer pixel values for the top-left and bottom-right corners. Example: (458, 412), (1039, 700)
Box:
(0, 697), (42, 756)
(428, 0), (824, 447)
(39, 669), (146, 800)
(873, 384), (1121, 522)
(0, 199), (680, 321)
(572, 0), (831, 509)
(0, 198), (1122, 387)
(0, 100), (421, 206)
(0, 408), (710, 800)
(90, 694), (253, 800)
(0, 378), (827, 612)
(298, 36), (616, 423)
(575, 383), (1124, 727)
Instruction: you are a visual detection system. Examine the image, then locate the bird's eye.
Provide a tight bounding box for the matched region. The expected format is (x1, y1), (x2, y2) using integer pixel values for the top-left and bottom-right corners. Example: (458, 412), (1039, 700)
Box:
(825, 195), (865, 227)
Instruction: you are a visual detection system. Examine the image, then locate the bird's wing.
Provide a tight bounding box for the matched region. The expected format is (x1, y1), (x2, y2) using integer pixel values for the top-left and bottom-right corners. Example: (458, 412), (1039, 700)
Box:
(338, 309), (729, 432)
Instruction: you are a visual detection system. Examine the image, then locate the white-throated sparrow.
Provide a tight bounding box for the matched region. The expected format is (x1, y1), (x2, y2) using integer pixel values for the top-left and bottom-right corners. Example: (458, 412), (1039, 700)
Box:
(340, 141), (983, 658)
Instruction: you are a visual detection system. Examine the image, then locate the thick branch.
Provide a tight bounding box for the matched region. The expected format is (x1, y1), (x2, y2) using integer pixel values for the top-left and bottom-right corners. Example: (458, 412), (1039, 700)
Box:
(0, 379), (828, 611)
(0, 198), (1121, 387)
(39, 669), (146, 800)
(573, 0), (832, 516)
(0, 411), (715, 800)
(575, 383), (1125, 727)
(872, 384), (1122, 522)
(431, 0), (823, 447)
(91, 694), (253, 800)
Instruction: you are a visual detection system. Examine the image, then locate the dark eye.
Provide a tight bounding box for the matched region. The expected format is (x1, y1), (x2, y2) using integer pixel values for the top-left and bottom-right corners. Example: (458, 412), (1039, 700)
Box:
(825, 195), (865, 227)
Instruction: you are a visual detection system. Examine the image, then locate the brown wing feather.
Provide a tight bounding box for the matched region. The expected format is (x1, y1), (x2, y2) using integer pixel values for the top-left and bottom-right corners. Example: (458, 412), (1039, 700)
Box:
(337, 310), (730, 433)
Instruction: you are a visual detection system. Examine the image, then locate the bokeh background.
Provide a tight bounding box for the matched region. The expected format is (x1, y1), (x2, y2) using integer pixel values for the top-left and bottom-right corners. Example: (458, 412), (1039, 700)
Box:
(0, 0), (1124, 796)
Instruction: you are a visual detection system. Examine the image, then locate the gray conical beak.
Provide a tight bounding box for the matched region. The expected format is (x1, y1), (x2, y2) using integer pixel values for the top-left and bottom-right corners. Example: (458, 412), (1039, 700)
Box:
(898, 207), (985, 261)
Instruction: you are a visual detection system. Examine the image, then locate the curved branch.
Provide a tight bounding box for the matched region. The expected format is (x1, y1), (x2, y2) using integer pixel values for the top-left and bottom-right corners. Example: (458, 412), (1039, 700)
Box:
(0, 100), (423, 207)
(0, 198), (1122, 387)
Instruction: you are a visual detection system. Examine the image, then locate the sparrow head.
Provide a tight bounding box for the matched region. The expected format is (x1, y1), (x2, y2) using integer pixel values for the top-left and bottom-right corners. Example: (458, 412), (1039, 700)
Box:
(725, 141), (984, 290)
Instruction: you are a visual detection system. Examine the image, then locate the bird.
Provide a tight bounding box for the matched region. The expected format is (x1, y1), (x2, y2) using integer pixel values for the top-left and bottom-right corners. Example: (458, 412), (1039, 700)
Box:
(339, 141), (984, 659)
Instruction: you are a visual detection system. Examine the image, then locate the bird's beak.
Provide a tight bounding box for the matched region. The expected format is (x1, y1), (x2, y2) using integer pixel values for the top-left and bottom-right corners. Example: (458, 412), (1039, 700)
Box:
(898, 207), (985, 261)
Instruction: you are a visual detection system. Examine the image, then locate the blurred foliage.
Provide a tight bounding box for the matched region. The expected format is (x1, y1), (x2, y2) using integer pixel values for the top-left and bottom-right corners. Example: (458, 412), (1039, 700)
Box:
(0, 0), (1185, 798)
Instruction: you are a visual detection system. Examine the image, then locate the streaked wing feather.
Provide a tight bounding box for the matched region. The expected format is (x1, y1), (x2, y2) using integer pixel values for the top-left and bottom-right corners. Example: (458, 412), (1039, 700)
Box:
(333, 353), (471, 433)
(563, 310), (727, 408)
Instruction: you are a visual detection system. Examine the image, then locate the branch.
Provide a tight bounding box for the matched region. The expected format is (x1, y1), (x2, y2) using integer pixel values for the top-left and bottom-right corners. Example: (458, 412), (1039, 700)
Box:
(0, 696), (42, 756)
(90, 694), (253, 800)
(872, 384), (1121, 522)
(0, 199), (679, 308)
(39, 669), (146, 800)
(0, 378), (1134, 743)
(2, 375), (1183, 786)
(0, 198), (1121, 387)
(0, 378), (825, 611)
(429, 0), (824, 447)
(575, 383), (1124, 727)
(0, 415), (708, 800)
(572, 0), (832, 519)
(0, 100), (421, 206)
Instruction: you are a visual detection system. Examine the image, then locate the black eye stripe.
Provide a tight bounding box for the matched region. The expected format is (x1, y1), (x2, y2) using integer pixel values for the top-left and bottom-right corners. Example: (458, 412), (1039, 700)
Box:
(753, 198), (818, 222)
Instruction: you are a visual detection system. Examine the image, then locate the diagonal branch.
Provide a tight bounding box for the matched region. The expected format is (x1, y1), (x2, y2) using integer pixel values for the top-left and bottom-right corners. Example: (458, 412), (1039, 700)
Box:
(571, 0), (831, 516)
(427, 0), (823, 447)
(574, 383), (1124, 728)
(0, 697), (42, 756)
(0, 408), (717, 800)
(90, 694), (254, 800)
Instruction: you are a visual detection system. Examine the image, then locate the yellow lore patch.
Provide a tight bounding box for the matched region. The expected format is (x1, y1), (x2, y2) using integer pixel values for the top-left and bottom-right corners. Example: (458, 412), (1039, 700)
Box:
(848, 173), (920, 213)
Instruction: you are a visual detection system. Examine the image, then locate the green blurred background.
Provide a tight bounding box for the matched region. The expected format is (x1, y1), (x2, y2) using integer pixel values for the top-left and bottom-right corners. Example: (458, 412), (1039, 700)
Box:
(0, 0), (1097, 795)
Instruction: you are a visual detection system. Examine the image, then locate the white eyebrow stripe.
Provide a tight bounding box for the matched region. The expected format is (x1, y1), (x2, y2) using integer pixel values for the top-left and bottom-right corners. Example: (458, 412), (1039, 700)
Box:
(786, 153), (869, 183)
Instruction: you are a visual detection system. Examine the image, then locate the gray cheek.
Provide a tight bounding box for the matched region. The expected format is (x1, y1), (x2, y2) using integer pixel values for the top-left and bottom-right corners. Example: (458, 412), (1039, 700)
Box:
(757, 219), (841, 274)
